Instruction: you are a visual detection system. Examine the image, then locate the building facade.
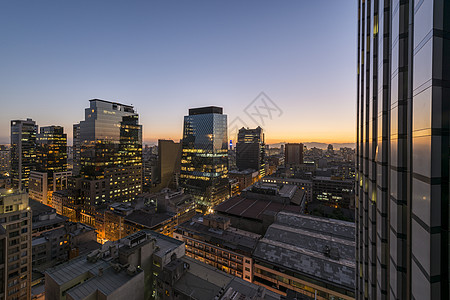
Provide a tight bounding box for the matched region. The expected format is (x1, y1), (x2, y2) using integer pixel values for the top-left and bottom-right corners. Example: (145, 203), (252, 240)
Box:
(252, 212), (355, 300)
(10, 119), (37, 190)
(180, 106), (229, 211)
(284, 143), (304, 168)
(0, 145), (10, 175)
(173, 214), (259, 283)
(356, 1), (450, 299)
(0, 189), (32, 300)
(72, 100), (143, 215)
(235, 127), (265, 176)
(29, 126), (70, 206)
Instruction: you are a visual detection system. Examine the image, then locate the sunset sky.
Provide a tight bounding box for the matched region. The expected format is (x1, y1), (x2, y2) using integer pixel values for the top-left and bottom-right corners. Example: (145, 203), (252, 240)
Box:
(0, 0), (357, 145)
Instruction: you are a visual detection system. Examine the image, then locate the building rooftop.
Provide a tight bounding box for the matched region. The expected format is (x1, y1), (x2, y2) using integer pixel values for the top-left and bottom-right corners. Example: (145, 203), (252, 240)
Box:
(66, 265), (143, 300)
(45, 255), (108, 286)
(125, 210), (172, 229)
(177, 216), (261, 254)
(145, 230), (184, 258)
(174, 256), (235, 299)
(168, 256), (279, 300)
(253, 212), (355, 291)
(89, 98), (134, 109)
(0, 188), (25, 198)
(189, 106), (223, 116)
(215, 195), (303, 221)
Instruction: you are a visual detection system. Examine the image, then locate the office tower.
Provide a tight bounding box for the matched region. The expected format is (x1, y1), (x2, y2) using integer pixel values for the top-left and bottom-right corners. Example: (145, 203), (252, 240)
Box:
(0, 189), (32, 300)
(235, 126), (265, 176)
(180, 106), (229, 211)
(284, 143), (303, 167)
(157, 139), (182, 189)
(0, 145), (10, 175)
(72, 123), (81, 176)
(10, 118), (37, 190)
(356, 1), (449, 299)
(29, 126), (70, 206)
(73, 100), (142, 215)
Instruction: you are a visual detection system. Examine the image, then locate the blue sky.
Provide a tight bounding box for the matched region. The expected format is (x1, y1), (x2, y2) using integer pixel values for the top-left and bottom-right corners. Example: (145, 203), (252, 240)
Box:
(0, 0), (357, 145)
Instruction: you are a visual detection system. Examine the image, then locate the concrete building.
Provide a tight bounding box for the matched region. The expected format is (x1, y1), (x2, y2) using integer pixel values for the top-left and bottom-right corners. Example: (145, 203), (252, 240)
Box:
(312, 176), (354, 209)
(261, 177), (312, 203)
(228, 169), (259, 192)
(95, 189), (196, 241)
(174, 214), (261, 282)
(356, 0), (450, 299)
(45, 230), (185, 300)
(10, 118), (38, 190)
(156, 139), (182, 190)
(284, 143), (303, 168)
(0, 145), (10, 175)
(215, 182), (304, 235)
(252, 212), (355, 299)
(0, 189), (32, 300)
(157, 256), (280, 300)
(29, 171), (71, 207)
(236, 127), (265, 176)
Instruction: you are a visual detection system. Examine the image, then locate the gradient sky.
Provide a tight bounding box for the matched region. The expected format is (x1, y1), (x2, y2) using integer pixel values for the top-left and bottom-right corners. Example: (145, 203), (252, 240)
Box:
(0, 0), (357, 145)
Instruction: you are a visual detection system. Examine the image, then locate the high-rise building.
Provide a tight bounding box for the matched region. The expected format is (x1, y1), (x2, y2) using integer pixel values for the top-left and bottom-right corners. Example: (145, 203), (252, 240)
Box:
(235, 126), (265, 176)
(180, 106), (229, 211)
(72, 123), (81, 176)
(157, 139), (182, 189)
(356, 1), (449, 299)
(0, 189), (32, 300)
(72, 100), (142, 220)
(284, 143), (303, 167)
(29, 126), (70, 206)
(0, 145), (10, 175)
(10, 118), (37, 190)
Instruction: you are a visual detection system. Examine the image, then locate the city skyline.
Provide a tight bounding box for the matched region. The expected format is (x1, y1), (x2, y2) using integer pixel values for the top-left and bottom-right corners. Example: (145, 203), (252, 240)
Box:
(0, 1), (357, 145)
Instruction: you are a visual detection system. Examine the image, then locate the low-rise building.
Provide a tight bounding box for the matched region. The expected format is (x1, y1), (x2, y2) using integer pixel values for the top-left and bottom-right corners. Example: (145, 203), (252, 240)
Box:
(261, 177), (313, 203)
(215, 182), (305, 235)
(252, 212), (355, 299)
(228, 169), (259, 192)
(312, 176), (354, 209)
(174, 214), (261, 282)
(45, 230), (185, 300)
(96, 189), (196, 241)
(157, 256), (280, 300)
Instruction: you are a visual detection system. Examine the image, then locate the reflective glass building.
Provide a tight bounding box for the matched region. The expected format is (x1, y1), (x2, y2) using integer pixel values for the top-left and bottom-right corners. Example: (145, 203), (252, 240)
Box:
(180, 106), (229, 211)
(356, 1), (449, 299)
(10, 118), (37, 190)
(73, 99), (142, 216)
(236, 126), (266, 176)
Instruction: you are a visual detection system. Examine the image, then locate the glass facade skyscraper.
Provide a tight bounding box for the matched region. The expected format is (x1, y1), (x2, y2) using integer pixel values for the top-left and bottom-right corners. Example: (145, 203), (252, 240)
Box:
(180, 106), (229, 211)
(73, 99), (142, 220)
(356, 1), (449, 299)
(10, 118), (37, 190)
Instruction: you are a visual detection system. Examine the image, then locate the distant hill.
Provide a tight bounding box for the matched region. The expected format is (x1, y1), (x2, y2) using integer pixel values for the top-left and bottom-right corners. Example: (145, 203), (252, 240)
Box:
(268, 142), (355, 150)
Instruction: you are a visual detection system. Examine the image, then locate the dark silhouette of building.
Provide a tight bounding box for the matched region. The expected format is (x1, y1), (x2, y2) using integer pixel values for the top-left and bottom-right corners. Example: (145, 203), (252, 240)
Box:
(284, 143), (303, 167)
(236, 126), (265, 176)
